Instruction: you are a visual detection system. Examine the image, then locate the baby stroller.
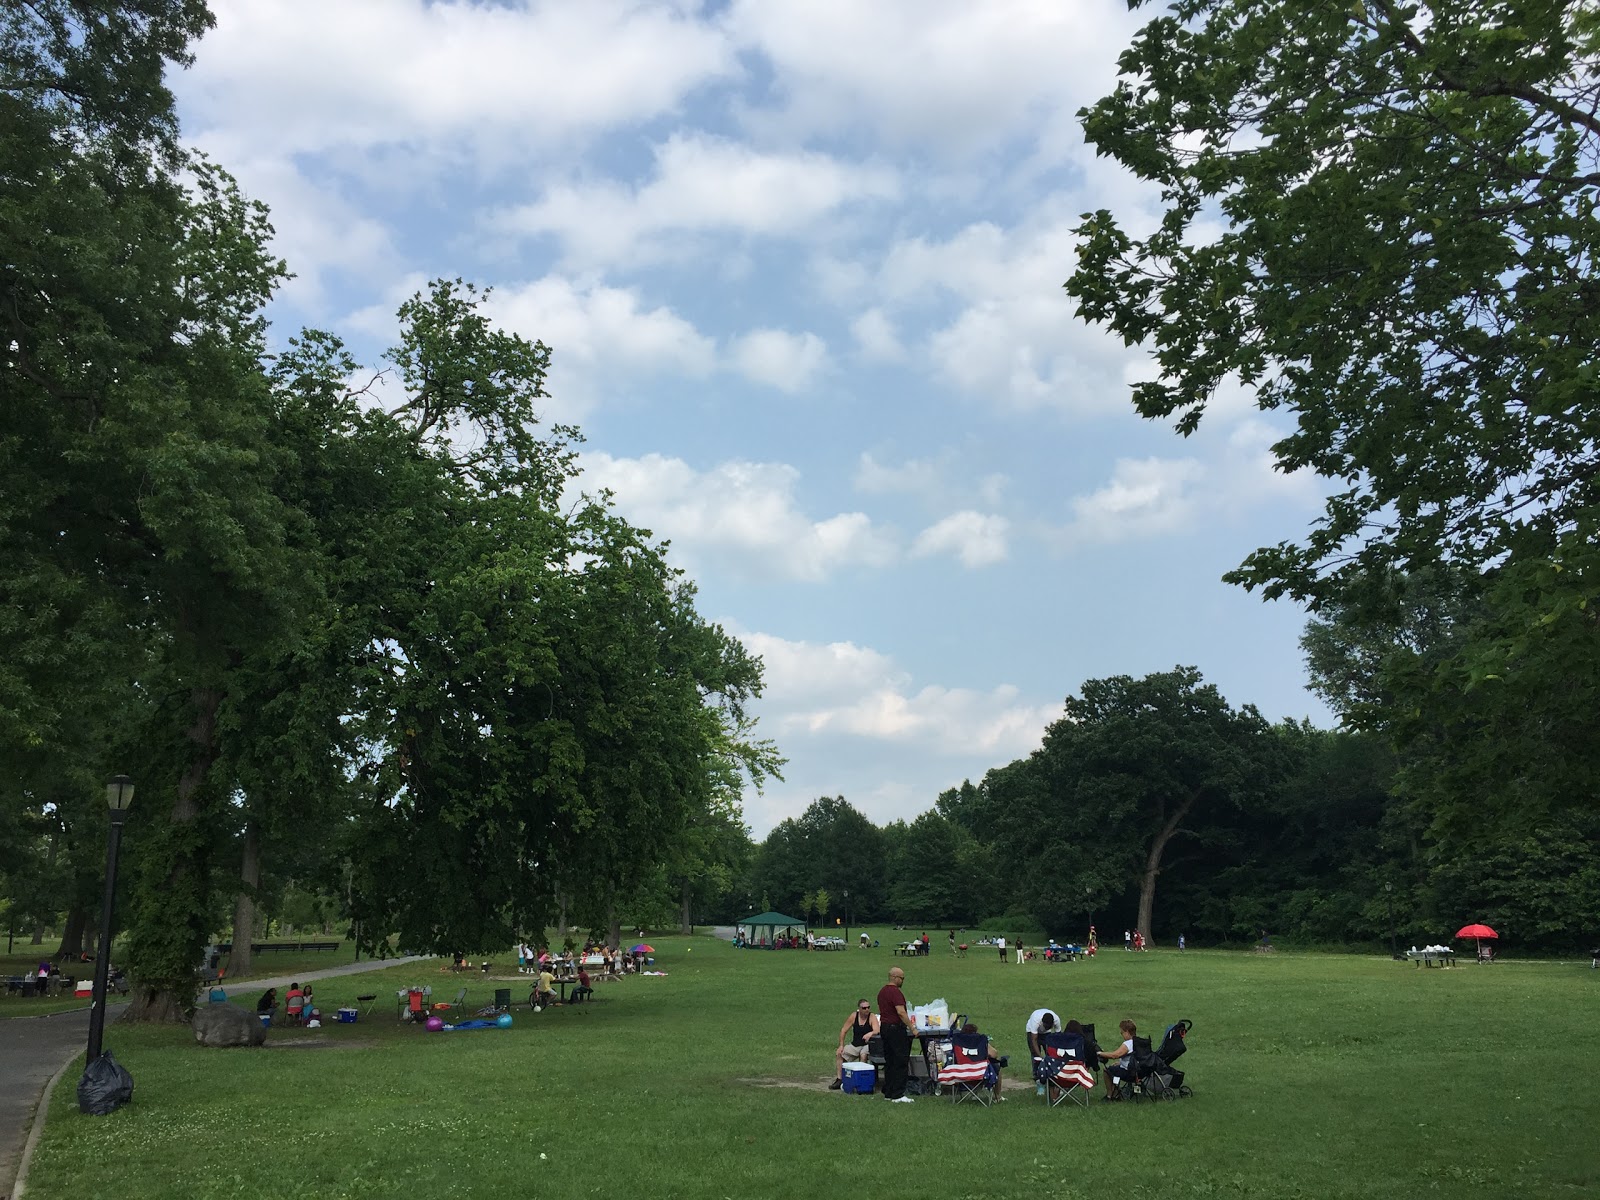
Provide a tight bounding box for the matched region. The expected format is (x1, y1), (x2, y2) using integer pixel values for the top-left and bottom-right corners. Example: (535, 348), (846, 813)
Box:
(1153, 1019), (1193, 1097)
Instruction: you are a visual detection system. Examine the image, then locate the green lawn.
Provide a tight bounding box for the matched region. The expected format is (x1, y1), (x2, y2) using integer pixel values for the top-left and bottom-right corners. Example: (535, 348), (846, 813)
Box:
(22, 931), (1600, 1199)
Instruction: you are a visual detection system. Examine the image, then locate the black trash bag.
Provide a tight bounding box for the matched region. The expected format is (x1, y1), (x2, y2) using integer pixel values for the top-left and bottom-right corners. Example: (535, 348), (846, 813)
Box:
(77, 1050), (135, 1116)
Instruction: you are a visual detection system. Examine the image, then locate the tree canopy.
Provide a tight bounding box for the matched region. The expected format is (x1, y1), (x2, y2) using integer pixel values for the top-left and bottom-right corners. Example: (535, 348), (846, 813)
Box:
(1068, 0), (1600, 830)
(2, 1), (775, 1015)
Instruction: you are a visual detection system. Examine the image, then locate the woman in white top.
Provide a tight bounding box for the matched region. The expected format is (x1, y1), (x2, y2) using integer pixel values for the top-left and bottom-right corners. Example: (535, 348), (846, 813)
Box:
(1099, 1019), (1137, 1100)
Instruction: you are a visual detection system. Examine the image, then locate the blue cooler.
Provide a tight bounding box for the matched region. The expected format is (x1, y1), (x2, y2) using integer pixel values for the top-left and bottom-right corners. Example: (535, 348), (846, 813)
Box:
(841, 1062), (876, 1094)
(336, 1007), (358, 1024)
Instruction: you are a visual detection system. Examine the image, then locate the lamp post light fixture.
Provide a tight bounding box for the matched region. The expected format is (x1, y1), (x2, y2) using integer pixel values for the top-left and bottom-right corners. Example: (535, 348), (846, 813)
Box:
(843, 889), (850, 947)
(86, 775), (134, 1066)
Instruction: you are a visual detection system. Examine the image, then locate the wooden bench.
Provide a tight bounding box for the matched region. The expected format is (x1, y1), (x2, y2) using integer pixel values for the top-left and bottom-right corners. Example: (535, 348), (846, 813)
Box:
(217, 941), (342, 955)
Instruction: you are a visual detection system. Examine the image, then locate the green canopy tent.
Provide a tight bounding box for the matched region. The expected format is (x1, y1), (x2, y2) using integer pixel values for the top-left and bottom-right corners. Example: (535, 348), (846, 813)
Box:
(736, 911), (809, 947)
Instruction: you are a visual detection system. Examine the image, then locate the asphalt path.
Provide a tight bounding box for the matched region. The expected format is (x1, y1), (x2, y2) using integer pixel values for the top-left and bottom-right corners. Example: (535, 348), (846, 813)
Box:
(0, 955), (430, 1200)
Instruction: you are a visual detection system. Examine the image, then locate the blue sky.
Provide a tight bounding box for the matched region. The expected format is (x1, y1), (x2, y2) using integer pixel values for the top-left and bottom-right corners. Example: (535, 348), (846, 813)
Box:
(170, 0), (1332, 835)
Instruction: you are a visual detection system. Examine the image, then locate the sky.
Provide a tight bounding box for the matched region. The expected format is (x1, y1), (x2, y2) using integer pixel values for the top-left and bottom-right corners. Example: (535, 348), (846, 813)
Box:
(168, 0), (1333, 837)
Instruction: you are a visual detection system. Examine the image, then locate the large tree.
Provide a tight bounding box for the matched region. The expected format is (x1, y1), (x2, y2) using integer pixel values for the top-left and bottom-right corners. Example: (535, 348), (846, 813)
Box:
(1069, 1), (1600, 825)
(1016, 668), (1277, 940)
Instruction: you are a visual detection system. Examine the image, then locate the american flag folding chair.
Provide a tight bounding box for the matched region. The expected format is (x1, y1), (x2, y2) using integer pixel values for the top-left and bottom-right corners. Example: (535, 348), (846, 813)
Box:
(1036, 1031), (1095, 1109)
(939, 1032), (998, 1106)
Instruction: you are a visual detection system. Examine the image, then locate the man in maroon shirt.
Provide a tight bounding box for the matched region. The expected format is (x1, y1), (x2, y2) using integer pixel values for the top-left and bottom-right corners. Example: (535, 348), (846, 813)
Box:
(877, 965), (915, 1102)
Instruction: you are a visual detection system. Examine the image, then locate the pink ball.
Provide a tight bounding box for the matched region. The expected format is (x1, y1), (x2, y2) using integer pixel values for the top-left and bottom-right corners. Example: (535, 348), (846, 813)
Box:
(425, 1017), (444, 1032)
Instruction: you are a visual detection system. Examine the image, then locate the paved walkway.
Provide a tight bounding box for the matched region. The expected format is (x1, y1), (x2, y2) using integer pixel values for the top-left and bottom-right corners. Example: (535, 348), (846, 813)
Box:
(0, 955), (431, 1200)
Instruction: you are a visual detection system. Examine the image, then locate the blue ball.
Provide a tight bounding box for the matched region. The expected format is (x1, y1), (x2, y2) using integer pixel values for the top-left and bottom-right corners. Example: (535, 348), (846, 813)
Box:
(496, 1014), (513, 1028)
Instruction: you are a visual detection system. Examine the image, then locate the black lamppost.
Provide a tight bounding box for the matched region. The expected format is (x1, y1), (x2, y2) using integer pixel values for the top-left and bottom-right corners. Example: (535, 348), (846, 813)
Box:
(1385, 881), (1397, 960)
(86, 775), (134, 1065)
(843, 889), (851, 947)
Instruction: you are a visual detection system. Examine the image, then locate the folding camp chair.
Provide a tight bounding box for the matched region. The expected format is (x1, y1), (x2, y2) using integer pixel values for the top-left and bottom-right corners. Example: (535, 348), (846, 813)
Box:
(493, 988), (512, 1013)
(401, 988), (428, 1022)
(356, 993), (378, 1017)
(1037, 1031), (1095, 1109)
(940, 1032), (997, 1106)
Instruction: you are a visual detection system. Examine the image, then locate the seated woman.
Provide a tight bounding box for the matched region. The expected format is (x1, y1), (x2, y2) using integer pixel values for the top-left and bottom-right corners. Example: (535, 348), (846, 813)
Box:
(1099, 1019), (1137, 1100)
(285, 983), (305, 1024)
(256, 987), (278, 1019)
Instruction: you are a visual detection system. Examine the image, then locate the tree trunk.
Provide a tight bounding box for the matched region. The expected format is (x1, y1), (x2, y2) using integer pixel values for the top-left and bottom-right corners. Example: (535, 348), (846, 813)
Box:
(1136, 792), (1198, 944)
(680, 879), (692, 936)
(556, 891), (568, 942)
(229, 822), (261, 978)
(124, 686), (223, 1023)
(607, 901), (621, 950)
(30, 922), (43, 945)
(55, 906), (87, 959)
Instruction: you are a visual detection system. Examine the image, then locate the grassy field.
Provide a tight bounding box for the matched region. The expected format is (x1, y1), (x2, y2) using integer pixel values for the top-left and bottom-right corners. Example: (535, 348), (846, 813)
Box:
(22, 931), (1600, 1199)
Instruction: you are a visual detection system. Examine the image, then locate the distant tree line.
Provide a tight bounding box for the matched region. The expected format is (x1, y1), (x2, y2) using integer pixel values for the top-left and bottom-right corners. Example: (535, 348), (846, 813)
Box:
(747, 660), (1600, 954)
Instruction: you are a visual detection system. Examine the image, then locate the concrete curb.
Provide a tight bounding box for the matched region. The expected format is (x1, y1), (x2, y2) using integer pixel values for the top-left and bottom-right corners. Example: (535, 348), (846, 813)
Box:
(11, 1050), (78, 1200)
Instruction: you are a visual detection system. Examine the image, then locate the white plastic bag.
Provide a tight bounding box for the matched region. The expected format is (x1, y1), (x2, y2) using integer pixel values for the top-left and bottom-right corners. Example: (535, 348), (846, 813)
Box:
(913, 998), (950, 1030)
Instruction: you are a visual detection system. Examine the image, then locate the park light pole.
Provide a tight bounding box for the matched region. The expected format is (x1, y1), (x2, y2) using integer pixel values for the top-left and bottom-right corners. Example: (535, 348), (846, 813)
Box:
(86, 775), (134, 1065)
(1385, 881), (1397, 960)
(843, 889), (850, 947)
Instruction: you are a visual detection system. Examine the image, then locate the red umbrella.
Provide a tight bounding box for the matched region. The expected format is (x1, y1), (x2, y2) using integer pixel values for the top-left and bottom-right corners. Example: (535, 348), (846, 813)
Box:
(1455, 924), (1498, 961)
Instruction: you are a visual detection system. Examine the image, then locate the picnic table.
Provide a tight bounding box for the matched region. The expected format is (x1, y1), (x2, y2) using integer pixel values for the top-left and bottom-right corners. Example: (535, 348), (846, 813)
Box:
(1405, 948), (1455, 968)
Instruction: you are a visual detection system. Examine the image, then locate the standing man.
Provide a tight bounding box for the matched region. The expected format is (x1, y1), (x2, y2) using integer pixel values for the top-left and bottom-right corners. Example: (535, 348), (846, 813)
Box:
(877, 966), (915, 1103)
(1124, 929), (1132, 951)
(1016, 937), (1025, 965)
(1026, 1008), (1060, 1096)
(996, 934), (1007, 962)
(829, 997), (881, 1088)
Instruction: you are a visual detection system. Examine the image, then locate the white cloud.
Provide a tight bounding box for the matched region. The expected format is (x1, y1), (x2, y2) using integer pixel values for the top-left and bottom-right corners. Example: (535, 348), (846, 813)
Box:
(579, 453), (895, 582)
(738, 630), (1059, 756)
(911, 511), (1010, 568)
(1060, 457), (1207, 545)
(854, 453), (943, 497)
(860, 211), (1145, 413)
(731, 329), (829, 393)
(494, 133), (898, 266)
(178, 0), (738, 160)
(726, 0), (1143, 155)
(853, 453), (1011, 516)
(850, 307), (905, 362)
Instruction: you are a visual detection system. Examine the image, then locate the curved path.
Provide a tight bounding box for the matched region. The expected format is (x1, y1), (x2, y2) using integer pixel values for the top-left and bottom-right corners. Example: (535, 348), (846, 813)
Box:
(0, 955), (430, 1200)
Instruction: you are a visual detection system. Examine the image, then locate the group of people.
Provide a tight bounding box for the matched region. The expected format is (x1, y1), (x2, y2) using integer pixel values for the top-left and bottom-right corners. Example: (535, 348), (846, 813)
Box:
(256, 982), (316, 1024)
(833, 965), (1143, 1103)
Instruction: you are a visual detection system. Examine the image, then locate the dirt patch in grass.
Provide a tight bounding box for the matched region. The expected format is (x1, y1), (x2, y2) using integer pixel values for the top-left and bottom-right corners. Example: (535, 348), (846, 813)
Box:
(267, 1037), (378, 1051)
(736, 1076), (828, 1091)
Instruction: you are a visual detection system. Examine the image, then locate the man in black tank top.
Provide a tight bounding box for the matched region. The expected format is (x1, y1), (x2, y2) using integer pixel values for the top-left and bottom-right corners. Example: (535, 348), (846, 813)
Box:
(830, 998), (881, 1087)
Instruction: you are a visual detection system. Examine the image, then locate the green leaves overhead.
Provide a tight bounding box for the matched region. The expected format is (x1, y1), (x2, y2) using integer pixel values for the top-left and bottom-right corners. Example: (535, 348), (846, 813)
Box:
(1070, 0), (1600, 830)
